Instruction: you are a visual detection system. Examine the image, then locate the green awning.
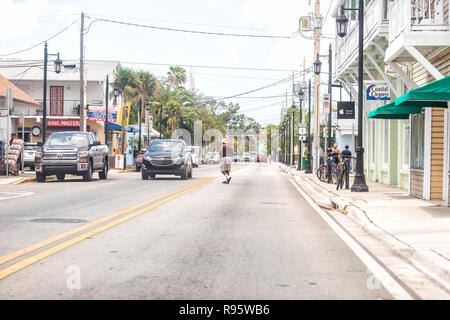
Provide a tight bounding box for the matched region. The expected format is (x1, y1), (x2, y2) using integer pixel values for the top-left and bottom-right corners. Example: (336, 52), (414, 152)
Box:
(395, 75), (450, 108)
(368, 102), (423, 119)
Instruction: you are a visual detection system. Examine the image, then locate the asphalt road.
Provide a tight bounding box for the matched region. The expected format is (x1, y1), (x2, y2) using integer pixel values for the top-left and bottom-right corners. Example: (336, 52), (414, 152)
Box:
(0, 163), (392, 299)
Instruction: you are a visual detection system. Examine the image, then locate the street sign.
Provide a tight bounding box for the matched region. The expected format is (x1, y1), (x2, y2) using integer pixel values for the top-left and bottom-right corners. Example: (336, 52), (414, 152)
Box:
(322, 93), (330, 113)
(337, 101), (355, 119)
(298, 123), (307, 135)
(19, 112), (24, 125)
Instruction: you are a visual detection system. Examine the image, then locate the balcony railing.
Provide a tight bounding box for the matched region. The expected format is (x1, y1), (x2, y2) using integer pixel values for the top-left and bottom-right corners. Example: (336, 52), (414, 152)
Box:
(389, 0), (449, 44)
(334, 0), (389, 77)
(9, 99), (103, 117)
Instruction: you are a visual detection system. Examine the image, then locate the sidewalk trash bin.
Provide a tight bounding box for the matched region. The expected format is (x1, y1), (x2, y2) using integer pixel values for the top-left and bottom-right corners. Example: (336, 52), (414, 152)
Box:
(302, 156), (307, 170)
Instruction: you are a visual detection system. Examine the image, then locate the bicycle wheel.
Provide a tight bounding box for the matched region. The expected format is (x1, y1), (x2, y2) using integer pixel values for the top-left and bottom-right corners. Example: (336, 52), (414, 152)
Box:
(331, 165), (339, 184)
(316, 165), (328, 182)
(336, 165), (345, 190)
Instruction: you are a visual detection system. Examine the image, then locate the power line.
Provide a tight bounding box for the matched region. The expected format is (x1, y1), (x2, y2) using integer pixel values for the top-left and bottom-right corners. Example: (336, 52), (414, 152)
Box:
(0, 18), (80, 57)
(121, 61), (299, 72)
(85, 16), (295, 39)
(86, 13), (285, 33)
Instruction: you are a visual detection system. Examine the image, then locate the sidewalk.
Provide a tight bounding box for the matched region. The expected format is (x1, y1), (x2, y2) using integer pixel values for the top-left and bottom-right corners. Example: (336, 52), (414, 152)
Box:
(280, 163), (450, 293)
(0, 171), (35, 185)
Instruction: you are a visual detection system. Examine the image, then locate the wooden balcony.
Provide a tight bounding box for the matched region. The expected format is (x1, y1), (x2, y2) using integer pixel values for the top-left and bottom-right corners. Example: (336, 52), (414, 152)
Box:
(385, 0), (450, 63)
(334, 0), (389, 78)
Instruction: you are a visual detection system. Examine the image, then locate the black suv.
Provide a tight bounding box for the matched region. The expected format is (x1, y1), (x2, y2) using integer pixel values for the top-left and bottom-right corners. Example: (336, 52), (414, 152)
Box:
(141, 139), (193, 180)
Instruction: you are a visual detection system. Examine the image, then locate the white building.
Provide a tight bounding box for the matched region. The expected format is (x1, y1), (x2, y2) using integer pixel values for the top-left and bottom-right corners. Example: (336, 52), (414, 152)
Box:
(0, 59), (121, 153)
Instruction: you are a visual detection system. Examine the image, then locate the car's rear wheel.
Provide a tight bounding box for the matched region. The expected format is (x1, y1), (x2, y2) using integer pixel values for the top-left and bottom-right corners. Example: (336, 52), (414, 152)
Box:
(56, 174), (65, 181)
(188, 167), (193, 179)
(135, 165), (140, 172)
(149, 174), (156, 179)
(141, 171), (149, 180)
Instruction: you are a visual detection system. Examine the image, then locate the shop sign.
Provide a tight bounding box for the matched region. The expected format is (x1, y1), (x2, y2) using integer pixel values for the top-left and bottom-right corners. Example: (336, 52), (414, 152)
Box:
(47, 119), (80, 127)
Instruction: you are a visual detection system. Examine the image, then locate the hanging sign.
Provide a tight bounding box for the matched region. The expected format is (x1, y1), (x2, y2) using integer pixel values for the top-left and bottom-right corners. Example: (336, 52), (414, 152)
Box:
(366, 83), (390, 100)
(337, 101), (355, 119)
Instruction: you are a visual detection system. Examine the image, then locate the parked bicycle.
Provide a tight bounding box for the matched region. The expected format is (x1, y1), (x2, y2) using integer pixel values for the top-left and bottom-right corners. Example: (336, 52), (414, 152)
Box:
(316, 154), (339, 184)
(336, 156), (352, 190)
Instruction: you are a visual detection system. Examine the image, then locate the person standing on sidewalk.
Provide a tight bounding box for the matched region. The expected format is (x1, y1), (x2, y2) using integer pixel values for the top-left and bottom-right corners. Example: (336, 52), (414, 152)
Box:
(219, 139), (233, 184)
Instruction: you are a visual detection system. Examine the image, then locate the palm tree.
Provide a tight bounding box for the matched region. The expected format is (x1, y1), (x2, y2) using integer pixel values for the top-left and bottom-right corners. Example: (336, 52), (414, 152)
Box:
(167, 66), (187, 88)
(134, 71), (159, 147)
(113, 67), (136, 159)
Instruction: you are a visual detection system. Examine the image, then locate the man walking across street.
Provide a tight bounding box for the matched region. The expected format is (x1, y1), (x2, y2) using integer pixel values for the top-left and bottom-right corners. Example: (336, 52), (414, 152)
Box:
(219, 139), (233, 184)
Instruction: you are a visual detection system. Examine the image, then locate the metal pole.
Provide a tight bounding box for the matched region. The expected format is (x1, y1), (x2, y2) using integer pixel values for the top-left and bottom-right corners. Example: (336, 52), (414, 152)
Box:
(293, 108), (296, 167)
(159, 107), (162, 139)
(351, 0), (369, 192)
(79, 12), (85, 132)
(138, 99), (142, 150)
(43, 42), (48, 144)
(327, 43), (333, 183)
(305, 79), (313, 174)
(297, 97), (303, 170)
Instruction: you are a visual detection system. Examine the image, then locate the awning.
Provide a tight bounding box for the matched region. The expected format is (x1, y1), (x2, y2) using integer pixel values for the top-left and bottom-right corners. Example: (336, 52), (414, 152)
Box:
(106, 121), (133, 132)
(395, 75), (450, 108)
(368, 102), (423, 119)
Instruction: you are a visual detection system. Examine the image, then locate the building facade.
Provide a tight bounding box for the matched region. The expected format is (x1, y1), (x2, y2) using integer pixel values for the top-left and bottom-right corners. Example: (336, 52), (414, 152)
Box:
(0, 60), (121, 154)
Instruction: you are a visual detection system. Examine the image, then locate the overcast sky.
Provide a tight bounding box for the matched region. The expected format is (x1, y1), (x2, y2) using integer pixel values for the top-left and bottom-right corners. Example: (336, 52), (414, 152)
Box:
(0, 0), (337, 126)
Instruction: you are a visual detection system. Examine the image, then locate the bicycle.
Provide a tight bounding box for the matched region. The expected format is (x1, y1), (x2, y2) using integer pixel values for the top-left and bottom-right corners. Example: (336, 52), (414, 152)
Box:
(316, 155), (339, 183)
(336, 156), (351, 190)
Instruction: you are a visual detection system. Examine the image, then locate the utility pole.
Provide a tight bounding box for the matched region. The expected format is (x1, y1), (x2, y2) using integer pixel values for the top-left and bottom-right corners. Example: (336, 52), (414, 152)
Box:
(79, 12), (86, 132)
(313, 0), (321, 172)
(105, 75), (109, 146)
(138, 98), (142, 151)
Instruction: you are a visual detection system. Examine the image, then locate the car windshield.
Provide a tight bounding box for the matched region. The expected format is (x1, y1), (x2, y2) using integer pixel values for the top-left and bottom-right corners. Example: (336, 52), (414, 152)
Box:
(45, 133), (88, 148)
(148, 141), (183, 153)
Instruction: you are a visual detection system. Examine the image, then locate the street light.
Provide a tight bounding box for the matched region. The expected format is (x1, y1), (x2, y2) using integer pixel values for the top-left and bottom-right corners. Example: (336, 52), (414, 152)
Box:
(336, 0), (369, 192)
(295, 82), (305, 170)
(313, 54), (322, 75)
(42, 42), (64, 144)
(305, 79), (313, 174)
(336, 7), (350, 38)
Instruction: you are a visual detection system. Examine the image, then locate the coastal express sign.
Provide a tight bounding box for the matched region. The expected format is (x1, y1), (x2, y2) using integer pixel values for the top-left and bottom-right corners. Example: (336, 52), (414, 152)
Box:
(365, 82), (390, 101)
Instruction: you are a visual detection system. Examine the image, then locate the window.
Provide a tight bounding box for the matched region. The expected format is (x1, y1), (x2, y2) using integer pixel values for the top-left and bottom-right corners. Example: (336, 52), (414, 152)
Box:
(410, 114), (424, 169)
(403, 120), (410, 167)
(383, 120), (389, 164)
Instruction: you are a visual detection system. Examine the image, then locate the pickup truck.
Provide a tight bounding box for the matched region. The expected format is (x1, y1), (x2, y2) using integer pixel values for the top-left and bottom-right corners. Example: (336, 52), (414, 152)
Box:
(35, 131), (109, 182)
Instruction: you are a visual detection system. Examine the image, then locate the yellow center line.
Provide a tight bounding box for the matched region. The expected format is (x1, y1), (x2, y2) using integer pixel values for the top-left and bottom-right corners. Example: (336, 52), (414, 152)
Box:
(0, 177), (212, 267)
(0, 177), (215, 281)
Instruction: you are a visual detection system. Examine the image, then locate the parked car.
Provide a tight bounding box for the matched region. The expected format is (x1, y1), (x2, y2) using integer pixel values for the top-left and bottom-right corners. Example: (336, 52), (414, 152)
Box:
(186, 146), (201, 167)
(250, 151), (257, 162)
(256, 154), (266, 163)
(141, 139), (193, 180)
(205, 152), (219, 164)
(34, 131), (109, 182)
(23, 143), (39, 170)
(241, 152), (251, 162)
(134, 147), (147, 172)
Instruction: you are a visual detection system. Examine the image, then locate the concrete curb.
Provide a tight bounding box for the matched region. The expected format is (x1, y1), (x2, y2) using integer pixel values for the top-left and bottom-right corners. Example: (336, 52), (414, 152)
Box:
(280, 163), (450, 293)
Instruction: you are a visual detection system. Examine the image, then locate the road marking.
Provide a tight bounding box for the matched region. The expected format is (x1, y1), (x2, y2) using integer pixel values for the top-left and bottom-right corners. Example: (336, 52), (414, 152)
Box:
(0, 191), (34, 201)
(0, 177), (212, 267)
(0, 177), (215, 281)
(288, 179), (414, 300)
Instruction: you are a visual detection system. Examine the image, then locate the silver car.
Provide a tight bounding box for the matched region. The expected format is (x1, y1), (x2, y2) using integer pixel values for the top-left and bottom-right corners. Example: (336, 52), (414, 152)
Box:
(23, 143), (39, 170)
